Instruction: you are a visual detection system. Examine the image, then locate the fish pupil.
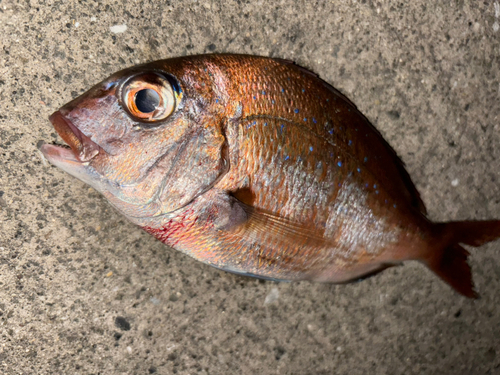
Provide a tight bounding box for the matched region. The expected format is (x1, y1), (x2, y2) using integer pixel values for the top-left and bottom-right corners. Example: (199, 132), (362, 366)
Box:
(135, 88), (160, 113)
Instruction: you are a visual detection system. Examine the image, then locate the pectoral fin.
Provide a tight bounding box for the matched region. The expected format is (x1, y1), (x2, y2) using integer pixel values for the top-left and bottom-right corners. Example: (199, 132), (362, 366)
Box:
(205, 190), (399, 284)
(217, 192), (330, 251)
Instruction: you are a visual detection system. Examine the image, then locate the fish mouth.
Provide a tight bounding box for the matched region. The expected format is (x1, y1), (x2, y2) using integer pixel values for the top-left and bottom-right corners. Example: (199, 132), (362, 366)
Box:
(39, 111), (101, 164)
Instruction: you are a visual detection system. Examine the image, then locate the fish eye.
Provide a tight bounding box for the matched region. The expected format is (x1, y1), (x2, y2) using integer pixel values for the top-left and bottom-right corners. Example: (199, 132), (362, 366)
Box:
(135, 89), (160, 113)
(121, 72), (178, 123)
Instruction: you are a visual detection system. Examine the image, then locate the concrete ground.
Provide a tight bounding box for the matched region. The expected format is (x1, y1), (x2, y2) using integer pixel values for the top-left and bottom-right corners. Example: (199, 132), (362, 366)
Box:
(1, 1), (500, 374)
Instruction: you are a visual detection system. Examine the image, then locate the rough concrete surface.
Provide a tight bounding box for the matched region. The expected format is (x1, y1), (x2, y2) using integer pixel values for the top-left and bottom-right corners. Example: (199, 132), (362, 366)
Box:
(1, 1), (500, 374)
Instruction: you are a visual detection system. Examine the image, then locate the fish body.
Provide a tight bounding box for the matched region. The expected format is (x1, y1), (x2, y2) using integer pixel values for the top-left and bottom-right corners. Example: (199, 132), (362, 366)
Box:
(40, 54), (500, 297)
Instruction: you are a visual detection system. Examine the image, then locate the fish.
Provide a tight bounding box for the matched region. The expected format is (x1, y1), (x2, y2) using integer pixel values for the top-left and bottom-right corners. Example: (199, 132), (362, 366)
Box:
(39, 54), (500, 298)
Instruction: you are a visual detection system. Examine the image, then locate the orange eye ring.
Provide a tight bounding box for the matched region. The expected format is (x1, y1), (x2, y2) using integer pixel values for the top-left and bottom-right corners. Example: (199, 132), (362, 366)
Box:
(121, 72), (177, 123)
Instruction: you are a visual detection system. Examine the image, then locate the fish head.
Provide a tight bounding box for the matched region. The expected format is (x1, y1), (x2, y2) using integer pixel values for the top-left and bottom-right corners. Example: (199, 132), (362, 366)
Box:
(40, 59), (229, 224)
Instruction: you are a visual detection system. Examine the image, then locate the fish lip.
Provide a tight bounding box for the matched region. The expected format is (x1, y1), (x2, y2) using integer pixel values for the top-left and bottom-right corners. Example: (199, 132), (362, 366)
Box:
(38, 143), (80, 163)
(47, 110), (101, 163)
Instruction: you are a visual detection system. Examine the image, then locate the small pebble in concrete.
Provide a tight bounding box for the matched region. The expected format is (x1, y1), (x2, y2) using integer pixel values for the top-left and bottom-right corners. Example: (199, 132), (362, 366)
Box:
(115, 316), (131, 331)
(110, 24), (127, 34)
(264, 287), (279, 305)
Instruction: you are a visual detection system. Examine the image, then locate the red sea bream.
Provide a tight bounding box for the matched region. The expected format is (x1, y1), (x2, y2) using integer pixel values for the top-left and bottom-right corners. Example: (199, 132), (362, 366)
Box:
(40, 54), (500, 298)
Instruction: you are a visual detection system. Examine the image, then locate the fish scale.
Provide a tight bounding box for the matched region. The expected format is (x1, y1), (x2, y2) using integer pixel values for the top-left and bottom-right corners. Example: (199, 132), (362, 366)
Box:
(224, 114), (400, 265)
(40, 54), (500, 297)
(248, 59), (422, 212)
(230, 117), (337, 223)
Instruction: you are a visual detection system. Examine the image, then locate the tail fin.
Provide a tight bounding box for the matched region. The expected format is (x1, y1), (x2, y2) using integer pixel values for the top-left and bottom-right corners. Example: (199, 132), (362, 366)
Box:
(425, 220), (500, 298)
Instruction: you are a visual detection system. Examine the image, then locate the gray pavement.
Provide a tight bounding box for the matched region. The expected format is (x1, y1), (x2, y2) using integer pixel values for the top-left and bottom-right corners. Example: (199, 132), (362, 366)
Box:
(1, 1), (499, 374)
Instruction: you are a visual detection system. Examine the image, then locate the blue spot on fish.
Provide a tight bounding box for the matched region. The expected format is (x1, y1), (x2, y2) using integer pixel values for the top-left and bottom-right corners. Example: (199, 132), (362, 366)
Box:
(264, 122), (268, 126)
(284, 155), (289, 161)
(281, 88), (285, 93)
(294, 108), (299, 114)
(272, 100), (275, 104)
(280, 124), (285, 133)
(329, 129), (334, 135)
(337, 161), (342, 167)
(215, 99), (219, 103)
(348, 140), (352, 146)
(357, 168), (361, 173)
(373, 184), (377, 189)
(313, 117), (317, 124)
(253, 96), (256, 100)
(262, 91), (266, 95)
(302, 89), (305, 93)
(363, 157), (368, 163)
(303, 118), (307, 122)
(309, 146), (313, 152)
